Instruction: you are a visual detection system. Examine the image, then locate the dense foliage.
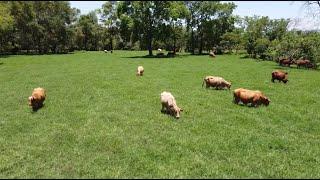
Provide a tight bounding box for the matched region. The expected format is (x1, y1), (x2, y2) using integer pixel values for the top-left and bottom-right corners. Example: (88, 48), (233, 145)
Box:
(0, 1), (319, 64)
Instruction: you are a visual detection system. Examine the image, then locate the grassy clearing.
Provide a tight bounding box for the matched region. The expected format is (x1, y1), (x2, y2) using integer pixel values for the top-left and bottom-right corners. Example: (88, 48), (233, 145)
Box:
(0, 51), (320, 178)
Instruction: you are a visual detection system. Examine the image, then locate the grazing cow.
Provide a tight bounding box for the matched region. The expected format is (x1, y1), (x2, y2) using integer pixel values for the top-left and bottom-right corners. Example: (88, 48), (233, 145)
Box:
(293, 59), (311, 69)
(104, 50), (113, 53)
(28, 87), (46, 111)
(271, 70), (288, 83)
(157, 48), (162, 52)
(279, 58), (293, 67)
(209, 51), (216, 58)
(136, 66), (144, 76)
(306, 62), (317, 69)
(202, 76), (231, 90)
(233, 88), (270, 107)
(160, 91), (183, 119)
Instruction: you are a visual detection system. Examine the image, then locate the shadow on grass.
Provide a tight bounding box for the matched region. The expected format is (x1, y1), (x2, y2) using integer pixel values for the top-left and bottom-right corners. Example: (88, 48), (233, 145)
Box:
(0, 62), (3, 65)
(160, 109), (180, 120)
(123, 53), (217, 59)
(271, 64), (319, 71)
(0, 52), (75, 57)
(239, 55), (252, 59)
(31, 104), (45, 113)
(0, 55), (11, 59)
(233, 102), (258, 108)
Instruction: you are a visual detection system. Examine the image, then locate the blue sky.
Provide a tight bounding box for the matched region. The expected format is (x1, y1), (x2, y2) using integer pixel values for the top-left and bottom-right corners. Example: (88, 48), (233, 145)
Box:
(69, 1), (319, 30)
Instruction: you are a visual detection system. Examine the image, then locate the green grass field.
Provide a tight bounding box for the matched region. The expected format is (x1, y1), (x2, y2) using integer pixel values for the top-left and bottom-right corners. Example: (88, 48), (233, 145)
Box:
(0, 51), (320, 178)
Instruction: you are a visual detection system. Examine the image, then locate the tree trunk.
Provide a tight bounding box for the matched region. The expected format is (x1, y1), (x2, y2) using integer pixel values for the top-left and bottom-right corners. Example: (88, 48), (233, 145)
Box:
(199, 32), (203, 55)
(147, 27), (153, 56)
(109, 36), (113, 50)
(173, 29), (176, 55)
(191, 30), (195, 55)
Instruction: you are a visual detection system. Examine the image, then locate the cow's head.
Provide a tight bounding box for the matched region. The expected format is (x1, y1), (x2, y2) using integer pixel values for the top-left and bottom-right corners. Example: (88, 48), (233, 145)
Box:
(168, 103), (183, 119)
(261, 96), (270, 106)
(28, 96), (37, 107)
(227, 82), (232, 90)
(173, 106), (183, 119)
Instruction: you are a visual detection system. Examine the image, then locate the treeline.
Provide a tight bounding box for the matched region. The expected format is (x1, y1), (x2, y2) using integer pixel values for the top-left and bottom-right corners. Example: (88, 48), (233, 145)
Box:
(0, 1), (319, 63)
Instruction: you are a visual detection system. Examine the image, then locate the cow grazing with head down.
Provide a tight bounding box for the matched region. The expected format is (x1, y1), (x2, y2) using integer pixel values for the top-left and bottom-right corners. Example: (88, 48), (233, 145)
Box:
(28, 87), (46, 111)
(272, 70), (288, 83)
(136, 66), (144, 76)
(233, 88), (270, 107)
(209, 51), (216, 58)
(306, 62), (317, 69)
(202, 76), (231, 90)
(292, 59), (311, 69)
(279, 58), (293, 67)
(160, 91), (183, 119)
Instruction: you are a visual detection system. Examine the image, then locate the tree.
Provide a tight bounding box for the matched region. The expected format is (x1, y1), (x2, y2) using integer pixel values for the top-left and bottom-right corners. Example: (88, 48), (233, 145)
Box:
(99, 1), (118, 51)
(220, 28), (243, 54)
(167, 1), (189, 54)
(76, 11), (101, 51)
(0, 2), (14, 53)
(130, 1), (171, 56)
(185, 1), (236, 54)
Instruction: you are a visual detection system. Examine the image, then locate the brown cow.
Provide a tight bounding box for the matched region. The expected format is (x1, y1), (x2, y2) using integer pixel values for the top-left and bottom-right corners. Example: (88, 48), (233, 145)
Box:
(233, 88), (270, 107)
(279, 58), (293, 67)
(28, 87), (46, 111)
(292, 59), (311, 69)
(306, 62), (317, 69)
(202, 76), (231, 90)
(271, 70), (288, 83)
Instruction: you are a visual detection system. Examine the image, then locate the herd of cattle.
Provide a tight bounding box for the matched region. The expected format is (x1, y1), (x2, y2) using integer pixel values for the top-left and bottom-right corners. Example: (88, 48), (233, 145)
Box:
(278, 57), (317, 69)
(28, 58), (290, 119)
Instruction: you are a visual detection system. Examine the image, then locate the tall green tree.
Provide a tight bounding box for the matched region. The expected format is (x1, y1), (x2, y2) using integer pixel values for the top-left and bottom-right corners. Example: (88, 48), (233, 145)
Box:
(167, 1), (189, 54)
(99, 1), (118, 50)
(130, 1), (171, 56)
(0, 2), (14, 53)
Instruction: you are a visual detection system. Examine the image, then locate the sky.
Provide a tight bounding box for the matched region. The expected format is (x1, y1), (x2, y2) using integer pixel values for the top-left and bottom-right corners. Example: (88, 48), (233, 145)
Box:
(69, 1), (320, 30)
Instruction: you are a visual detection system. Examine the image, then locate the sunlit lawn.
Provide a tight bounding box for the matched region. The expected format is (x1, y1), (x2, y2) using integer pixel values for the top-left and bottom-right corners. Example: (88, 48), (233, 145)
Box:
(0, 50), (319, 178)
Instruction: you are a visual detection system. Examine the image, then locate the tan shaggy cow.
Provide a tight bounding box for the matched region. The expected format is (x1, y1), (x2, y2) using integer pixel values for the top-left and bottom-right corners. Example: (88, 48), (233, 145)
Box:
(233, 88), (270, 107)
(271, 70), (288, 83)
(28, 87), (46, 111)
(136, 66), (144, 76)
(202, 76), (231, 90)
(160, 91), (183, 119)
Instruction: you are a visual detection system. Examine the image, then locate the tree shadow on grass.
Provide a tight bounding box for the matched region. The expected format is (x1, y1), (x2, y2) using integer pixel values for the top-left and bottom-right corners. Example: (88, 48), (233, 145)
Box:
(0, 55), (11, 59)
(1, 52), (75, 57)
(271, 64), (319, 71)
(123, 53), (215, 59)
(239, 55), (252, 59)
(0, 62), (3, 65)
(124, 54), (181, 59)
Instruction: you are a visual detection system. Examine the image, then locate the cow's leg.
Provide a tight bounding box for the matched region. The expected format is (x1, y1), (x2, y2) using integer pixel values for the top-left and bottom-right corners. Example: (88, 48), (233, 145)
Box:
(233, 96), (240, 104)
(271, 78), (275, 83)
(161, 103), (166, 113)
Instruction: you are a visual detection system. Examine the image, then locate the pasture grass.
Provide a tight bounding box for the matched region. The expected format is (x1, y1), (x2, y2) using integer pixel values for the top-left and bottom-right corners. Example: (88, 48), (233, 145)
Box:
(0, 50), (320, 178)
